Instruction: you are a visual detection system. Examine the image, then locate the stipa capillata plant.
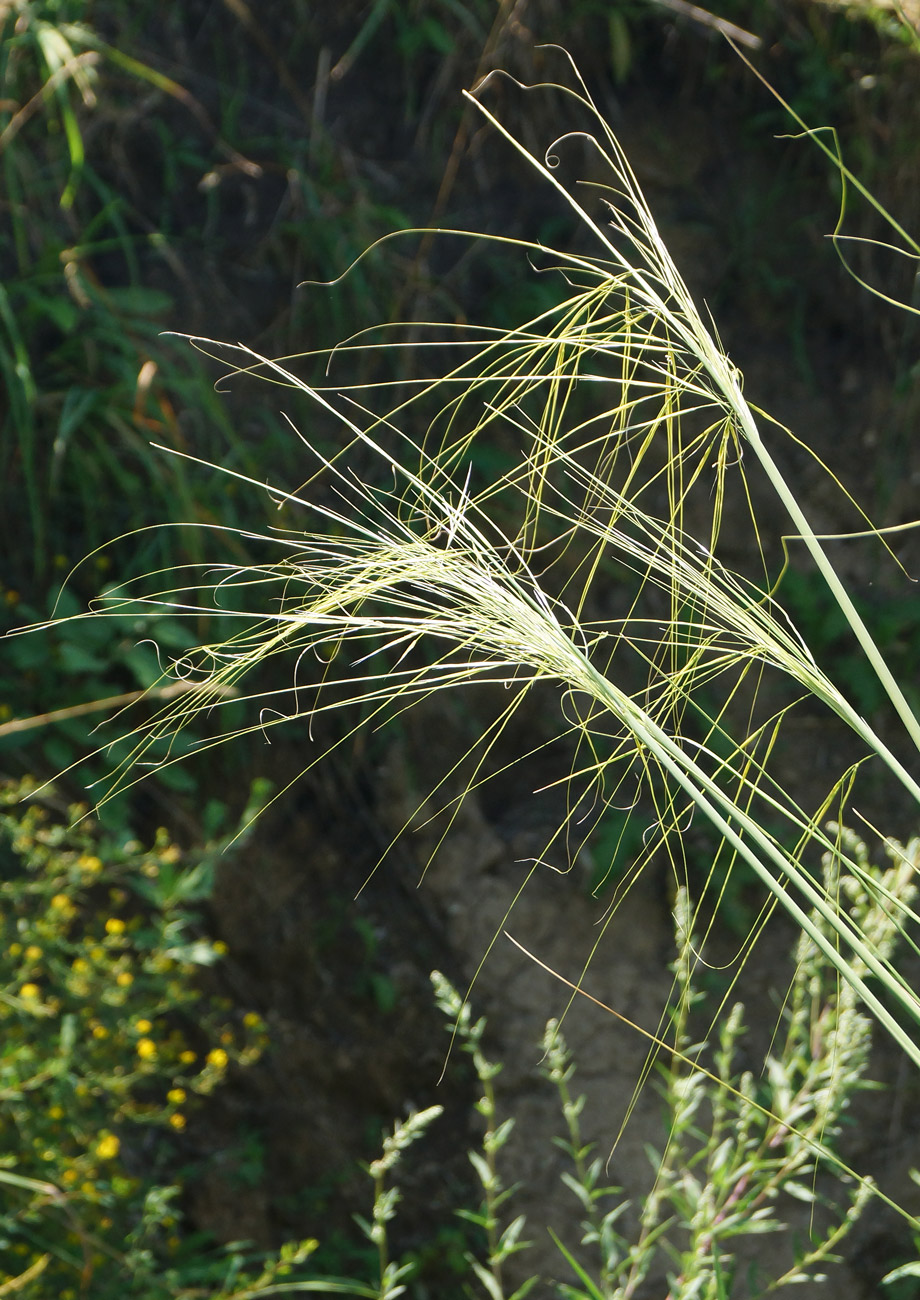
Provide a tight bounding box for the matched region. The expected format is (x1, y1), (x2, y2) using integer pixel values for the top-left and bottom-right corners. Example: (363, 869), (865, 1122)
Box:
(16, 50), (920, 1078)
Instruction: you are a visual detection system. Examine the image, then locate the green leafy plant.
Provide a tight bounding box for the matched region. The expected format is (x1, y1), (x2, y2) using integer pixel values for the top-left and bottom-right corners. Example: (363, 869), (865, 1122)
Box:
(425, 823), (915, 1298)
(0, 776), (298, 1298)
(0, 0), (328, 591)
(432, 971), (534, 1300)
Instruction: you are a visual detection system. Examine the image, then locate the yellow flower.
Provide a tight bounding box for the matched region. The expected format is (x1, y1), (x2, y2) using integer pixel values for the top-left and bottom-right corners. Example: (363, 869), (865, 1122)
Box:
(92, 1024), (108, 1040)
(167, 1088), (186, 1105)
(206, 1048), (228, 1069)
(49, 1106), (64, 1121)
(89, 946), (105, 962)
(61, 1168), (78, 1184)
(72, 957), (90, 973)
(8, 942), (21, 956)
(104, 918), (125, 936)
(212, 940), (228, 956)
(243, 1012), (262, 1029)
(135, 1018), (152, 1034)
(24, 945), (42, 961)
(79, 855), (103, 874)
(168, 1113), (186, 1131)
(50, 894), (74, 915)
(136, 1038), (157, 1060)
(179, 1049), (196, 1065)
(96, 1134), (120, 1160)
(19, 983), (41, 1001)
(220, 1030), (233, 1045)
(115, 971), (133, 987)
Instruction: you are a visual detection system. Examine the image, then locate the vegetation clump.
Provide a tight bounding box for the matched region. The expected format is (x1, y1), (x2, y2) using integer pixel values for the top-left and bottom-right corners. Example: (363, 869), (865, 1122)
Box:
(0, 779), (284, 1298)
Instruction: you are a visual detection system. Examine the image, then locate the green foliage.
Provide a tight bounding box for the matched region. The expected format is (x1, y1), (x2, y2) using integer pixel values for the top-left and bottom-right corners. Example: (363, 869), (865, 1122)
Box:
(432, 971), (535, 1300)
(354, 1106), (447, 1298)
(884, 1168), (920, 1291)
(424, 821), (913, 1299)
(0, 584), (200, 778)
(0, 2), (213, 578)
(0, 777), (284, 1298)
(0, 772), (913, 1296)
(779, 565), (920, 720)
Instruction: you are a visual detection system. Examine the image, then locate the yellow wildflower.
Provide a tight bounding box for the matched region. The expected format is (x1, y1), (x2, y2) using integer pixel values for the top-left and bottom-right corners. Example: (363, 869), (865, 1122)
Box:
(206, 1048), (228, 1069)
(136, 1038), (157, 1060)
(96, 1134), (120, 1160)
(115, 971), (133, 987)
(19, 983), (41, 1001)
(168, 1113), (186, 1131)
(24, 945), (42, 961)
(135, 1018), (152, 1034)
(167, 1088), (186, 1105)
(104, 918), (125, 936)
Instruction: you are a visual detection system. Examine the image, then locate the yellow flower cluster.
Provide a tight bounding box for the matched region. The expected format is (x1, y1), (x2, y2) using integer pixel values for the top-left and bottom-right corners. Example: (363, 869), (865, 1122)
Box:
(0, 777), (272, 1292)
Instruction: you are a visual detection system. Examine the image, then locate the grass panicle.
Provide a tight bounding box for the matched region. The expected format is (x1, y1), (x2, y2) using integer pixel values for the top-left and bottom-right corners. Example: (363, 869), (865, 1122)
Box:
(17, 46), (920, 1131)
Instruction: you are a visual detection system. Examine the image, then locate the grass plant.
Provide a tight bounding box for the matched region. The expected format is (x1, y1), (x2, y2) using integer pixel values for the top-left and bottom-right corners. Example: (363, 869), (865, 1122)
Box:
(42, 51), (920, 1049)
(14, 40), (920, 1283)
